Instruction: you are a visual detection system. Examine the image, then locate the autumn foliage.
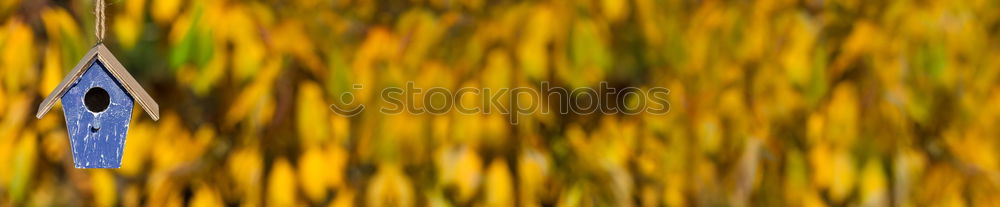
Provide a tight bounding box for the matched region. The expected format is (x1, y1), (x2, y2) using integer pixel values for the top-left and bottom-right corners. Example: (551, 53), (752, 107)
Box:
(2, 0), (1000, 206)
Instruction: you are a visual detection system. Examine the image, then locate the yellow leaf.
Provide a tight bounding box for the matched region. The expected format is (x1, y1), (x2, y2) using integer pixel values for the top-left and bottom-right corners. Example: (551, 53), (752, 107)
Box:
(0, 0), (21, 14)
(91, 170), (117, 207)
(485, 159), (514, 206)
(39, 45), (61, 98)
(167, 9), (192, 45)
(483, 114), (510, 148)
(781, 14), (818, 87)
(829, 148), (856, 202)
(273, 21), (324, 74)
(860, 157), (887, 206)
(0, 95), (32, 188)
(633, 0), (662, 47)
(436, 146), (482, 203)
(518, 148), (550, 204)
(192, 50), (226, 96)
(945, 128), (998, 170)
(832, 21), (879, 75)
(224, 7), (266, 83)
(0, 89), (5, 117)
(121, 184), (142, 207)
(450, 112), (482, 145)
(299, 146), (329, 203)
(397, 9), (444, 68)
(600, 0), (629, 22)
(9, 130), (36, 204)
(331, 114), (351, 145)
(192, 125), (215, 152)
(118, 122), (153, 176)
(460, 0), (483, 11)
(352, 28), (397, 104)
(297, 81), (331, 145)
(329, 188), (355, 207)
(225, 57), (280, 126)
(697, 114), (722, 155)
(366, 164), (415, 207)
(40, 7), (83, 44)
(2, 18), (37, 91)
(125, 0), (146, 18)
(227, 145), (263, 204)
(267, 158), (298, 206)
(326, 145), (349, 189)
(809, 143), (832, 190)
(145, 173), (181, 207)
(517, 6), (555, 80)
(826, 83), (859, 147)
(114, 15), (142, 50)
(806, 113), (825, 145)
(189, 185), (225, 207)
(152, 0), (184, 25)
(40, 130), (67, 163)
(483, 49), (511, 112)
(783, 149), (808, 205)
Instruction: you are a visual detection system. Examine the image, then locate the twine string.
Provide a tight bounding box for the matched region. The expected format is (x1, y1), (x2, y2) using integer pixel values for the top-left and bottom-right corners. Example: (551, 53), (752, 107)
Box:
(95, 0), (105, 42)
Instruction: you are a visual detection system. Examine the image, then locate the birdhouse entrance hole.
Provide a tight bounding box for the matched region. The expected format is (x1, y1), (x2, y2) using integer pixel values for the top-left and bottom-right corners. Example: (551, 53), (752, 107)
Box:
(84, 87), (110, 113)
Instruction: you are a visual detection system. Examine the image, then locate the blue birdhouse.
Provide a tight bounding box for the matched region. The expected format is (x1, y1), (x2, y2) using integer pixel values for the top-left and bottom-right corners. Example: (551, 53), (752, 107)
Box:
(36, 43), (159, 168)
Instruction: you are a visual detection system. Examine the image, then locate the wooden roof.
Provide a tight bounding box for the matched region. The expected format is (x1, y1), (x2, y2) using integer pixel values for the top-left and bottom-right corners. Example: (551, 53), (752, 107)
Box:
(36, 43), (159, 121)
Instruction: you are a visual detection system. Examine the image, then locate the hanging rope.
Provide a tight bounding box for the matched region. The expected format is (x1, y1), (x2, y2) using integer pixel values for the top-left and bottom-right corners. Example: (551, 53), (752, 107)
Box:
(95, 0), (105, 42)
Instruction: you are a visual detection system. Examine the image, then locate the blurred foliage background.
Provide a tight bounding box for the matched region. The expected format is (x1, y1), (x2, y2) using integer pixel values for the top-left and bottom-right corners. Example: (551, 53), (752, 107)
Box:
(2, 0), (1000, 206)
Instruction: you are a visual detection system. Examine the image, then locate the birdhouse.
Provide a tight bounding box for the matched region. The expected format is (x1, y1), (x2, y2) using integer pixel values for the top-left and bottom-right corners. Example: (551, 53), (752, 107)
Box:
(36, 43), (159, 168)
